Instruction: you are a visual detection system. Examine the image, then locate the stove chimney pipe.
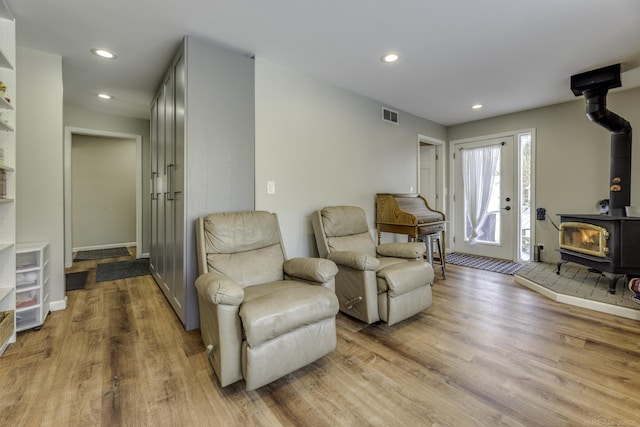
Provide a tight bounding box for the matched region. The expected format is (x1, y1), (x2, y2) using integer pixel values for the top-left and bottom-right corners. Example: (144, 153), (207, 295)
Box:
(570, 64), (632, 216)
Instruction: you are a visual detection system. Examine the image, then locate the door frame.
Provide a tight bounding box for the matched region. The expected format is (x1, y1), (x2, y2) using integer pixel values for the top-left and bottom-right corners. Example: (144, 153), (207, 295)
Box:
(449, 128), (536, 262)
(64, 126), (143, 268)
(417, 134), (446, 213)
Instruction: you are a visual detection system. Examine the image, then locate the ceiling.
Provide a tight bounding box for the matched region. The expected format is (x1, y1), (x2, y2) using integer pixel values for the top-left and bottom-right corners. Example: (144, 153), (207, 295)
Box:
(6, 0), (640, 126)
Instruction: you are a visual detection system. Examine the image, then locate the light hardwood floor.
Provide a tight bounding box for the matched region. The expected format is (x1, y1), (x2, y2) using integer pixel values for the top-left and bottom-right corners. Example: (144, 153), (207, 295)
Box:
(2, 257), (640, 427)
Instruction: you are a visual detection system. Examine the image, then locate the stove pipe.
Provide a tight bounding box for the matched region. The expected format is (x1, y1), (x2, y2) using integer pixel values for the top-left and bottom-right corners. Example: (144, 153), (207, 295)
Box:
(571, 64), (633, 216)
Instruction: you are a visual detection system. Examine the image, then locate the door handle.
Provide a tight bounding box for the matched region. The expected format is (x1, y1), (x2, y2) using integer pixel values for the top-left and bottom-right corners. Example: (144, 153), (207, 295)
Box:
(502, 206), (511, 211)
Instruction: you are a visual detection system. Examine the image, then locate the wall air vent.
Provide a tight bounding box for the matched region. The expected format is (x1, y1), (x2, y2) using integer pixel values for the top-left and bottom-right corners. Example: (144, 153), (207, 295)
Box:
(382, 107), (399, 124)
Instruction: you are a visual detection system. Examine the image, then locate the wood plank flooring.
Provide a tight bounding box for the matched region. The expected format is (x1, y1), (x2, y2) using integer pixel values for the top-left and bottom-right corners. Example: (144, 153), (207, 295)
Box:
(2, 257), (640, 426)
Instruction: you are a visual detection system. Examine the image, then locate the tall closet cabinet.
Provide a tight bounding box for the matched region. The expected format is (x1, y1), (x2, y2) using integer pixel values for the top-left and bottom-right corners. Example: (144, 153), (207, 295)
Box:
(149, 36), (255, 330)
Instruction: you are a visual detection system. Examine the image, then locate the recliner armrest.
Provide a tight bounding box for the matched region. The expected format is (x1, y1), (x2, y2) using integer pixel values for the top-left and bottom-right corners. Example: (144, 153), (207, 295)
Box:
(327, 251), (380, 271)
(195, 271), (244, 306)
(284, 257), (339, 284)
(377, 242), (426, 259)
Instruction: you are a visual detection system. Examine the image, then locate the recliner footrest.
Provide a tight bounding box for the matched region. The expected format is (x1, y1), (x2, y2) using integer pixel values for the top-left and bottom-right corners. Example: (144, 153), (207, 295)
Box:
(377, 261), (434, 297)
(241, 281), (339, 347)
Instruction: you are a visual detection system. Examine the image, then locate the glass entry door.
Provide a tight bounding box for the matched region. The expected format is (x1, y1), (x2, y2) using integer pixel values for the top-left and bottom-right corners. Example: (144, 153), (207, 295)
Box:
(453, 136), (515, 260)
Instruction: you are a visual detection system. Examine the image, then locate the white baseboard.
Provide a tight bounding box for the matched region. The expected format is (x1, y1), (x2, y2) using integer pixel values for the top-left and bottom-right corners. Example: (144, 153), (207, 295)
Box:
(514, 275), (640, 321)
(50, 296), (68, 311)
(73, 242), (136, 252)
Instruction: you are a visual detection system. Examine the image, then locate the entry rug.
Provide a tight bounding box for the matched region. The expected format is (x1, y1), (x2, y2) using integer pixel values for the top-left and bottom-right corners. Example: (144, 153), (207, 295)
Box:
(74, 247), (130, 261)
(96, 258), (150, 283)
(446, 253), (527, 275)
(66, 271), (89, 291)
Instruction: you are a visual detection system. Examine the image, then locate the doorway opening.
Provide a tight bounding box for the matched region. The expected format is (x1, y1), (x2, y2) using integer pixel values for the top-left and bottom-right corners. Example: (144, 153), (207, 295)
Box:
(64, 127), (142, 267)
(417, 134), (446, 213)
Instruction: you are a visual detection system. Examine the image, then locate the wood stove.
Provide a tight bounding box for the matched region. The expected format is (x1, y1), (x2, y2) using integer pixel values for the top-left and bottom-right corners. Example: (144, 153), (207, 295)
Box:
(556, 64), (638, 294)
(557, 214), (640, 293)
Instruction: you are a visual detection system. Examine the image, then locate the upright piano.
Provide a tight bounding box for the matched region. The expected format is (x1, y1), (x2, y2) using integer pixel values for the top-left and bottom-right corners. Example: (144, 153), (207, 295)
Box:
(376, 193), (447, 271)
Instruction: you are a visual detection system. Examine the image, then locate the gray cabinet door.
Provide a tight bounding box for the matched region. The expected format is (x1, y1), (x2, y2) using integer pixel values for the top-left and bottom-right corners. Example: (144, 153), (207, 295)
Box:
(163, 64), (174, 299)
(172, 53), (186, 313)
(149, 96), (159, 280)
(150, 55), (185, 323)
(150, 92), (166, 288)
(156, 73), (168, 295)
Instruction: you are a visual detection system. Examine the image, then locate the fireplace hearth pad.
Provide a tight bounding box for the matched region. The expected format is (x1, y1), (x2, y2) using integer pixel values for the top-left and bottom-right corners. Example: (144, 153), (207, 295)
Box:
(516, 262), (640, 319)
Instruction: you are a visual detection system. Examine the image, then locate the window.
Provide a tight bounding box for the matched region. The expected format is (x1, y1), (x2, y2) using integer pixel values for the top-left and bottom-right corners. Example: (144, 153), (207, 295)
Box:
(518, 132), (532, 261)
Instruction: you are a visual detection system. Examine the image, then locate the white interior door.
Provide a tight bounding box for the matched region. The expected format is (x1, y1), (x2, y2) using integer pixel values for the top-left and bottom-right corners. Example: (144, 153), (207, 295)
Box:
(452, 136), (515, 260)
(419, 144), (436, 205)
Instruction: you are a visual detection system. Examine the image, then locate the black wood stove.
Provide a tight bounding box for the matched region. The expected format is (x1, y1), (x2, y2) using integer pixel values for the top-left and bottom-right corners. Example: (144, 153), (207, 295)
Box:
(557, 214), (640, 293)
(556, 64), (639, 293)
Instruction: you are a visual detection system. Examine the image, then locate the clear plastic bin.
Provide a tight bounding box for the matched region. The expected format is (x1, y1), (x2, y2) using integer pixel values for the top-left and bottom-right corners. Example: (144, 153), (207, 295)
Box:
(16, 289), (38, 309)
(17, 251), (40, 270)
(16, 271), (38, 289)
(15, 306), (38, 329)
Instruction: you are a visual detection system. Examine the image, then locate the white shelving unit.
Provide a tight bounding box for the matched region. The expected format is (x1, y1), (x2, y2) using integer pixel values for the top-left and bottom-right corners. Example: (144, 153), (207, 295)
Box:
(0, 0), (15, 357)
(16, 243), (50, 331)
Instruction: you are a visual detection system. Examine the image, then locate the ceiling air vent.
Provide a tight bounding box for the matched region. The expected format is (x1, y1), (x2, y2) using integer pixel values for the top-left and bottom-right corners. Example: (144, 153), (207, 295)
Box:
(382, 107), (399, 124)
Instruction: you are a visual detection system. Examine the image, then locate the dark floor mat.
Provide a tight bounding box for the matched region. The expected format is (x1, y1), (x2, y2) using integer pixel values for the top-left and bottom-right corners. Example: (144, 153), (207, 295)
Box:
(446, 253), (526, 275)
(95, 258), (150, 283)
(66, 271), (89, 291)
(74, 247), (130, 261)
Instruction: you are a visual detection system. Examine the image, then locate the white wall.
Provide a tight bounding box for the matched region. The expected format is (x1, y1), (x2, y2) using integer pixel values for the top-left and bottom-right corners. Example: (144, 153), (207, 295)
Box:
(448, 87), (640, 263)
(254, 57), (447, 257)
(71, 135), (136, 249)
(64, 107), (150, 254)
(16, 47), (65, 308)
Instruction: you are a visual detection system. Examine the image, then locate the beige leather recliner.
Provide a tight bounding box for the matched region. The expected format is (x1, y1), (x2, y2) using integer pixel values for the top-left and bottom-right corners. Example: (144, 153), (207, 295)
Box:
(195, 210), (339, 390)
(312, 205), (434, 326)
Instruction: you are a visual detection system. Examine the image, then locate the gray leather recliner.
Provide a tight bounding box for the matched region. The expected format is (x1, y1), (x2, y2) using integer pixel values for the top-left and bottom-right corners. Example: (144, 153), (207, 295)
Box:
(195, 210), (339, 390)
(312, 205), (434, 326)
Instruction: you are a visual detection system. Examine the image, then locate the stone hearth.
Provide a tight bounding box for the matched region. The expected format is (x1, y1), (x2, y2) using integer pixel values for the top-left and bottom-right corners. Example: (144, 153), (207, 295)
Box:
(514, 262), (640, 321)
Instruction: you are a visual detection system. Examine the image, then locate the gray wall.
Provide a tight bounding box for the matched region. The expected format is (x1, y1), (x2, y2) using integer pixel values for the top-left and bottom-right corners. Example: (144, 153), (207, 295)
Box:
(16, 47), (65, 308)
(22, 40), (636, 313)
(64, 106), (150, 254)
(254, 56), (447, 257)
(71, 134), (136, 249)
(448, 87), (640, 263)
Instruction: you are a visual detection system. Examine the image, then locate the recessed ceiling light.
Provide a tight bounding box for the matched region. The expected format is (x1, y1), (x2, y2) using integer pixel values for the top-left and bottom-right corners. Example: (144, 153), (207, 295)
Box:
(381, 53), (400, 63)
(91, 48), (117, 59)
(472, 104), (483, 109)
(96, 93), (113, 100)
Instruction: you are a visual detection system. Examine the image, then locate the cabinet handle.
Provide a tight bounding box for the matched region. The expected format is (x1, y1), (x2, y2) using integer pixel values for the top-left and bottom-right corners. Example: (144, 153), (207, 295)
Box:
(151, 172), (157, 200)
(167, 164), (175, 201)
